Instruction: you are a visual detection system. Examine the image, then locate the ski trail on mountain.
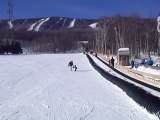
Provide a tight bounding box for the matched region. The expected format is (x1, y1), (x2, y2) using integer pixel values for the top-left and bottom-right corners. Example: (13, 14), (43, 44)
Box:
(27, 19), (44, 31)
(68, 19), (76, 28)
(35, 18), (50, 32)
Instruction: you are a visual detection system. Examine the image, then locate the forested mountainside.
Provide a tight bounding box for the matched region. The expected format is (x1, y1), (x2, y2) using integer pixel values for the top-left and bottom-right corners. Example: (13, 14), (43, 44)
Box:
(0, 17), (97, 31)
(0, 16), (97, 53)
(88, 16), (159, 58)
(0, 16), (159, 57)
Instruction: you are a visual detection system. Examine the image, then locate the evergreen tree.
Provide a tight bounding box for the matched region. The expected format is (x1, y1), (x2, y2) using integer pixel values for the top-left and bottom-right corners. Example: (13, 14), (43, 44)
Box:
(11, 41), (22, 54)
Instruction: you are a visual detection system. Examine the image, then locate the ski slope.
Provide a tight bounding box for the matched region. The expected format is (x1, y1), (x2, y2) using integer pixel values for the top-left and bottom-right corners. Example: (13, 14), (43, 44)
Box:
(0, 54), (158, 120)
(27, 19), (44, 31)
(8, 21), (13, 29)
(89, 22), (97, 29)
(35, 18), (50, 32)
(68, 19), (76, 28)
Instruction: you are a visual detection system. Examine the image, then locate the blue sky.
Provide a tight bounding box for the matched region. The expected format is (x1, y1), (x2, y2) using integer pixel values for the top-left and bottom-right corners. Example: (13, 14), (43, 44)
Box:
(0, 0), (160, 19)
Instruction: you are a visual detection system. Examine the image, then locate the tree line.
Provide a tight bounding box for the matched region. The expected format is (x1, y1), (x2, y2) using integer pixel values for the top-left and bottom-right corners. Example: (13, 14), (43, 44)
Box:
(0, 28), (93, 54)
(0, 40), (22, 54)
(0, 15), (159, 57)
(88, 15), (159, 58)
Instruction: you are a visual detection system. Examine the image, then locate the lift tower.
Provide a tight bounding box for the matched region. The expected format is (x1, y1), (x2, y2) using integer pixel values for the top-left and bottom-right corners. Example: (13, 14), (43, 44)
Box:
(7, 0), (14, 21)
(7, 0), (14, 45)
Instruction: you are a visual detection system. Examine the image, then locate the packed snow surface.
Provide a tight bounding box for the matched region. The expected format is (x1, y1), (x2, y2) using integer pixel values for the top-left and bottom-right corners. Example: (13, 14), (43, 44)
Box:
(68, 19), (76, 28)
(0, 54), (158, 120)
(134, 66), (160, 75)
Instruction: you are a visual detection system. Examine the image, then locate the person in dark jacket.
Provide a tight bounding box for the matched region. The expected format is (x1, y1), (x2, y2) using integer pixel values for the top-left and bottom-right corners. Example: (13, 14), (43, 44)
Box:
(68, 61), (73, 71)
(148, 58), (153, 66)
(74, 65), (77, 71)
(131, 60), (134, 68)
(111, 57), (115, 68)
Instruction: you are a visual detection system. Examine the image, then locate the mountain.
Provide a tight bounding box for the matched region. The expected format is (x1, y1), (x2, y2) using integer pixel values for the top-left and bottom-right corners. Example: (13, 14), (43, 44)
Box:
(0, 17), (98, 32)
(0, 16), (98, 54)
(0, 16), (158, 55)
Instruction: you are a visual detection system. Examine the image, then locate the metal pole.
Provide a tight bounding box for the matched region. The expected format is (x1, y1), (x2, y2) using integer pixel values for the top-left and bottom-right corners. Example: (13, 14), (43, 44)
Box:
(157, 16), (160, 56)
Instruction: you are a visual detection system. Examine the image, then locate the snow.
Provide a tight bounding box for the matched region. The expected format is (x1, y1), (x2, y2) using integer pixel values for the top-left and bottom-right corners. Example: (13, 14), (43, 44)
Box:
(118, 48), (129, 52)
(28, 18), (50, 32)
(157, 16), (160, 22)
(89, 22), (97, 29)
(68, 19), (76, 28)
(0, 54), (158, 120)
(133, 55), (160, 75)
(155, 58), (160, 65)
(8, 21), (13, 29)
(157, 16), (160, 32)
(134, 66), (160, 75)
(61, 18), (66, 28)
(35, 18), (50, 32)
(56, 18), (63, 24)
(79, 41), (88, 44)
(22, 20), (27, 25)
(27, 19), (44, 31)
(91, 54), (160, 98)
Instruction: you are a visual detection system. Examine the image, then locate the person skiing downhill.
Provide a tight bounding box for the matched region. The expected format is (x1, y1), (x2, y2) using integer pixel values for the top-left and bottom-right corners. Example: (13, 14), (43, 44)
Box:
(68, 61), (73, 71)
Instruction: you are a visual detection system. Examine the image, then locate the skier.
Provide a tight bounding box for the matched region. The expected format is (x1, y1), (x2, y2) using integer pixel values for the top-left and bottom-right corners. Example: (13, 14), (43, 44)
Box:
(68, 61), (73, 71)
(74, 65), (77, 71)
(111, 57), (115, 68)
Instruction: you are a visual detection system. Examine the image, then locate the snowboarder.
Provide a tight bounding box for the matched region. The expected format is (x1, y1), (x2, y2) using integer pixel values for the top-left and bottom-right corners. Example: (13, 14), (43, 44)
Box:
(131, 60), (134, 68)
(111, 57), (115, 68)
(74, 65), (77, 71)
(68, 61), (73, 71)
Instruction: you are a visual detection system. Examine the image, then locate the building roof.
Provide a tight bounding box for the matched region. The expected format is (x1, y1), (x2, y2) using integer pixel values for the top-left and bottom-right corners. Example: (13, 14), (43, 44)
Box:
(78, 41), (88, 44)
(118, 48), (129, 52)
